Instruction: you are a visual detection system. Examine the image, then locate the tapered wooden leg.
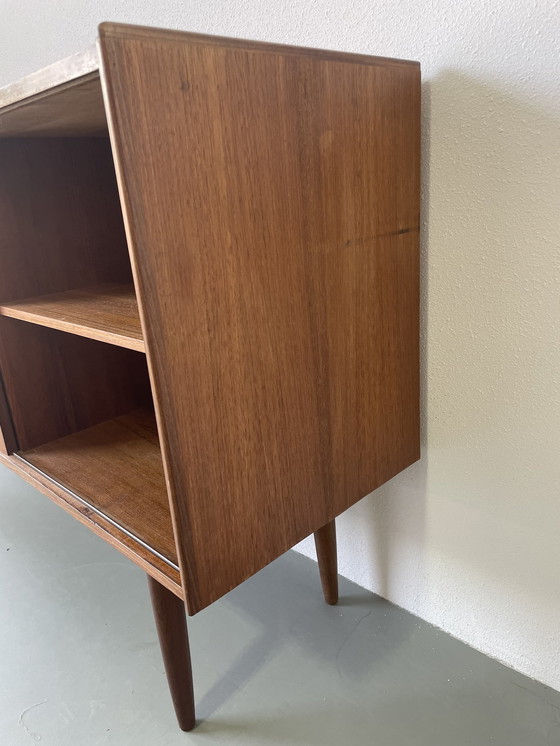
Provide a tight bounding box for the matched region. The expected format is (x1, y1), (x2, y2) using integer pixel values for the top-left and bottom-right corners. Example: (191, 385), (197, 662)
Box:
(314, 519), (338, 605)
(147, 576), (195, 731)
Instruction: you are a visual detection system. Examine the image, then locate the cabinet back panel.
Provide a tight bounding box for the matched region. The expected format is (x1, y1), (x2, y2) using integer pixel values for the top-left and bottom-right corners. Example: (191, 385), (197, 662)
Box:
(0, 320), (152, 451)
(0, 136), (136, 449)
(0, 137), (131, 303)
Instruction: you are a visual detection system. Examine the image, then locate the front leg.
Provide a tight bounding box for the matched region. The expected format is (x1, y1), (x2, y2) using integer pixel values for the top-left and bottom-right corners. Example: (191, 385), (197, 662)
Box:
(147, 576), (195, 730)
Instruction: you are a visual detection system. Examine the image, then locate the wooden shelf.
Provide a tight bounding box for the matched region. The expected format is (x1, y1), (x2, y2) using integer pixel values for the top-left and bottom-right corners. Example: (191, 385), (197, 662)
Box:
(17, 408), (177, 567)
(0, 284), (144, 352)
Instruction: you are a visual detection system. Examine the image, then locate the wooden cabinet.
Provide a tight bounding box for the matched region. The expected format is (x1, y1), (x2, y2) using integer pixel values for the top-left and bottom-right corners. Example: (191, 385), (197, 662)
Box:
(0, 23), (420, 730)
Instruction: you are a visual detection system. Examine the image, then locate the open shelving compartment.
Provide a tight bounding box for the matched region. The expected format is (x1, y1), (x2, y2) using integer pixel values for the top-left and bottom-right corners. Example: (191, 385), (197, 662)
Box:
(0, 49), (181, 595)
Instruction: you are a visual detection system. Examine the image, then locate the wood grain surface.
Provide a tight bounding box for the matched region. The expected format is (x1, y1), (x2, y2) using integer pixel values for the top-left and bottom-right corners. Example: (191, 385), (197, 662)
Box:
(314, 520), (338, 605)
(0, 320), (152, 451)
(0, 47), (105, 137)
(148, 576), (195, 730)
(0, 284), (144, 352)
(0, 138), (131, 305)
(0, 448), (182, 596)
(100, 24), (421, 613)
(20, 408), (177, 565)
(0, 137), (136, 450)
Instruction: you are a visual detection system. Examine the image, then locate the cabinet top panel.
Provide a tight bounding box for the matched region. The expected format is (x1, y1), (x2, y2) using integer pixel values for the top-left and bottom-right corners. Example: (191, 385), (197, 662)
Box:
(0, 45), (105, 137)
(98, 22), (419, 69)
(0, 23), (419, 138)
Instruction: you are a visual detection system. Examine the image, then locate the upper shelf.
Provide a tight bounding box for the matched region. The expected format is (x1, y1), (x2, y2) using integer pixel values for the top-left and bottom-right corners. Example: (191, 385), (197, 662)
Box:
(0, 284), (145, 352)
(0, 46), (106, 137)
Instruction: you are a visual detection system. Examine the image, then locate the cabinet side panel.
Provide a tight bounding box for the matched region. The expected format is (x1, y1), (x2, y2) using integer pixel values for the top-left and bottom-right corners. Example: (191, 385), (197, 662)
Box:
(100, 28), (420, 613)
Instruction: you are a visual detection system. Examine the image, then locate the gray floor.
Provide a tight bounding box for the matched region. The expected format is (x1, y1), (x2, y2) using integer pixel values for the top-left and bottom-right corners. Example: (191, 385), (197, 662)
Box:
(1, 467), (559, 745)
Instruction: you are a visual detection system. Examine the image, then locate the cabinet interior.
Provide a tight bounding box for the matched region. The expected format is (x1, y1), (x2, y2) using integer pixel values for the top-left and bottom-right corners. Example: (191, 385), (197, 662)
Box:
(0, 84), (178, 577)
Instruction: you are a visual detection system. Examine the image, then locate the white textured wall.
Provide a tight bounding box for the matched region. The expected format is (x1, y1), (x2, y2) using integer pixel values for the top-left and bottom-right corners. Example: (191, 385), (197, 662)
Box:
(1, 0), (559, 690)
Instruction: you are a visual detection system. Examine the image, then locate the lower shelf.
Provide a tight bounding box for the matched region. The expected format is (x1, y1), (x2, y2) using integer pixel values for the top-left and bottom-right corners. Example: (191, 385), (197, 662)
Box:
(12, 408), (179, 578)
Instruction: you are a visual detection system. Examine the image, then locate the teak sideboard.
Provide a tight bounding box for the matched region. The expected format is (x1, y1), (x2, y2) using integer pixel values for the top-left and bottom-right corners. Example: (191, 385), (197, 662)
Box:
(0, 22), (420, 730)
